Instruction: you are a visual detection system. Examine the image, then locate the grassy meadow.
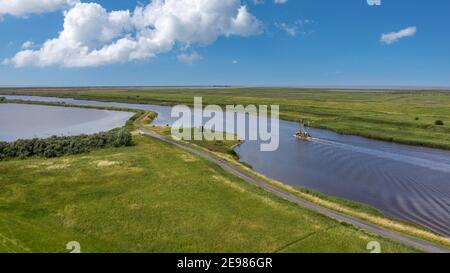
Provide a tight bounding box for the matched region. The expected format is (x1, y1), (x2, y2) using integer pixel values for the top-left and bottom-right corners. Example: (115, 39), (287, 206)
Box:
(0, 135), (416, 253)
(1, 88), (449, 149)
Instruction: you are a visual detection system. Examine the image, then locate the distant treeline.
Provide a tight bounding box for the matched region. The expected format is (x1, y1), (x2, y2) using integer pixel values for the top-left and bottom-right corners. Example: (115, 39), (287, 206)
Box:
(0, 100), (151, 160)
(0, 128), (132, 160)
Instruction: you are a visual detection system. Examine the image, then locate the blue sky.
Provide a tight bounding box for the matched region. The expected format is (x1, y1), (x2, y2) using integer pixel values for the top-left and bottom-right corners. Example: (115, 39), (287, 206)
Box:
(0, 0), (449, 87)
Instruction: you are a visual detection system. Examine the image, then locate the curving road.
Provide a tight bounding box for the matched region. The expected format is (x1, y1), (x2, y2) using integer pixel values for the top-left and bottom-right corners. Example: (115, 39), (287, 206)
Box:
(138, 126), (450, 253)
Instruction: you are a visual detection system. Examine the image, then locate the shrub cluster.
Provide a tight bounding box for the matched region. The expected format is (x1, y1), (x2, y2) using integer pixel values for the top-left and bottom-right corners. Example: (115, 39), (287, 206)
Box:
(0, 128), (132, 160)
(435, 120), (444, 126)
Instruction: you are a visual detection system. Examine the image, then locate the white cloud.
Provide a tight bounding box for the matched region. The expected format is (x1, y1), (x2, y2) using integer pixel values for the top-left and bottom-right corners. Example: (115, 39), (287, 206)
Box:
(275, 22), (297, 36)
(21, 41), (34, 49)
(0, 0), (78, 17)
(177, 51), (201, 64)
(367, 0), (381, 6)
(21, 41), (35, 49)
(252, 0), (287, 4)
(5, 0), (263, 68)
(381, 26), (417, 45)
(232, 60), (238, 64)
(275, 19), (314, 37)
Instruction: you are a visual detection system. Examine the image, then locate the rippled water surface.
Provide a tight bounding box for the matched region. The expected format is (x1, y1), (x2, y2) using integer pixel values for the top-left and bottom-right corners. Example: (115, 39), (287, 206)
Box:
(2, 95), (449, 236)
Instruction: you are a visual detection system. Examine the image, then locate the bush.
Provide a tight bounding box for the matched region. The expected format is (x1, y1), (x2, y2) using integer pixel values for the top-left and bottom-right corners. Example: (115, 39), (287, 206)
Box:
(227, 149), (238, 157)
(435, 120), (444, 126)
(115, 128), (132, 147)
(0, 97), (5, 102)
(0, 128), (133, 161)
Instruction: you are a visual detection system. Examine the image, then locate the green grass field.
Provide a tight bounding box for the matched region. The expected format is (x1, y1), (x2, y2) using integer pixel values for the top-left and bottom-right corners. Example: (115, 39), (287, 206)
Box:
(1, 87), (449, 149)
(0, 135), (416, 253)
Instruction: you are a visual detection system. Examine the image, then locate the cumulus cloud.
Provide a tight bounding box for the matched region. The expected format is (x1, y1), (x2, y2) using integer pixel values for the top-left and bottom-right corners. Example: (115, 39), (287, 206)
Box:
(381, 26), (417, 44)
(0, 0), (78, 17)
(177, 51), (201, 64)
(5, 0), (263, 68)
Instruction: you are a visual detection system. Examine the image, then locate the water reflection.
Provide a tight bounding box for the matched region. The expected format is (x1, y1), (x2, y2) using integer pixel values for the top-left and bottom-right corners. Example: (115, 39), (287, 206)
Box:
(0, 103), (133, 141)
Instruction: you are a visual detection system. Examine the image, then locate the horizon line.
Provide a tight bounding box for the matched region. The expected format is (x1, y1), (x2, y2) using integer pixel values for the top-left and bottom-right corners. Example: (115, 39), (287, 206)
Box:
(1, 84), (450, 91)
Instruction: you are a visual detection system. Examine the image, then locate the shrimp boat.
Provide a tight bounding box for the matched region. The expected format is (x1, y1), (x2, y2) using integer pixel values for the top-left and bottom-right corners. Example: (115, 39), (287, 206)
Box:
(295, 122), (312, 141)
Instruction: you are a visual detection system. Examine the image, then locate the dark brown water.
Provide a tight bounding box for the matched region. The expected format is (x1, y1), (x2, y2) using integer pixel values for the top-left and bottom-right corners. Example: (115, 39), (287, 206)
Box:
(3, 95), (449, 236)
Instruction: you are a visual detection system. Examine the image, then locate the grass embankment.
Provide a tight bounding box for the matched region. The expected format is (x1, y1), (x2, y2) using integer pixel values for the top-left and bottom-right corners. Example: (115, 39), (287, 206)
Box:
(139, 123), (450, 249)
(150, 126), (242, 157)
(1, 88), (450, 149)
(146, 126), (383, 216)
(0, 135), (417, 253)
(203, 146), (450, 248)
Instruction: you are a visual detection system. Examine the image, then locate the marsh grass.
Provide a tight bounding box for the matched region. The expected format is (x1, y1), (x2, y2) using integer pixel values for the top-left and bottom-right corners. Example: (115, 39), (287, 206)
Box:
(2, 88), (449, 149)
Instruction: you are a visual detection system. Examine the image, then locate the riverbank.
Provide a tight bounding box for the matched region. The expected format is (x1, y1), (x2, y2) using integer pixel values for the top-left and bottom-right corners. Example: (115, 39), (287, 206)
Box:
(137, 122), (450, 250)
(1, 88), (449, 150)
(4, 97), (450, 249)
(0, 134), (420, 252)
